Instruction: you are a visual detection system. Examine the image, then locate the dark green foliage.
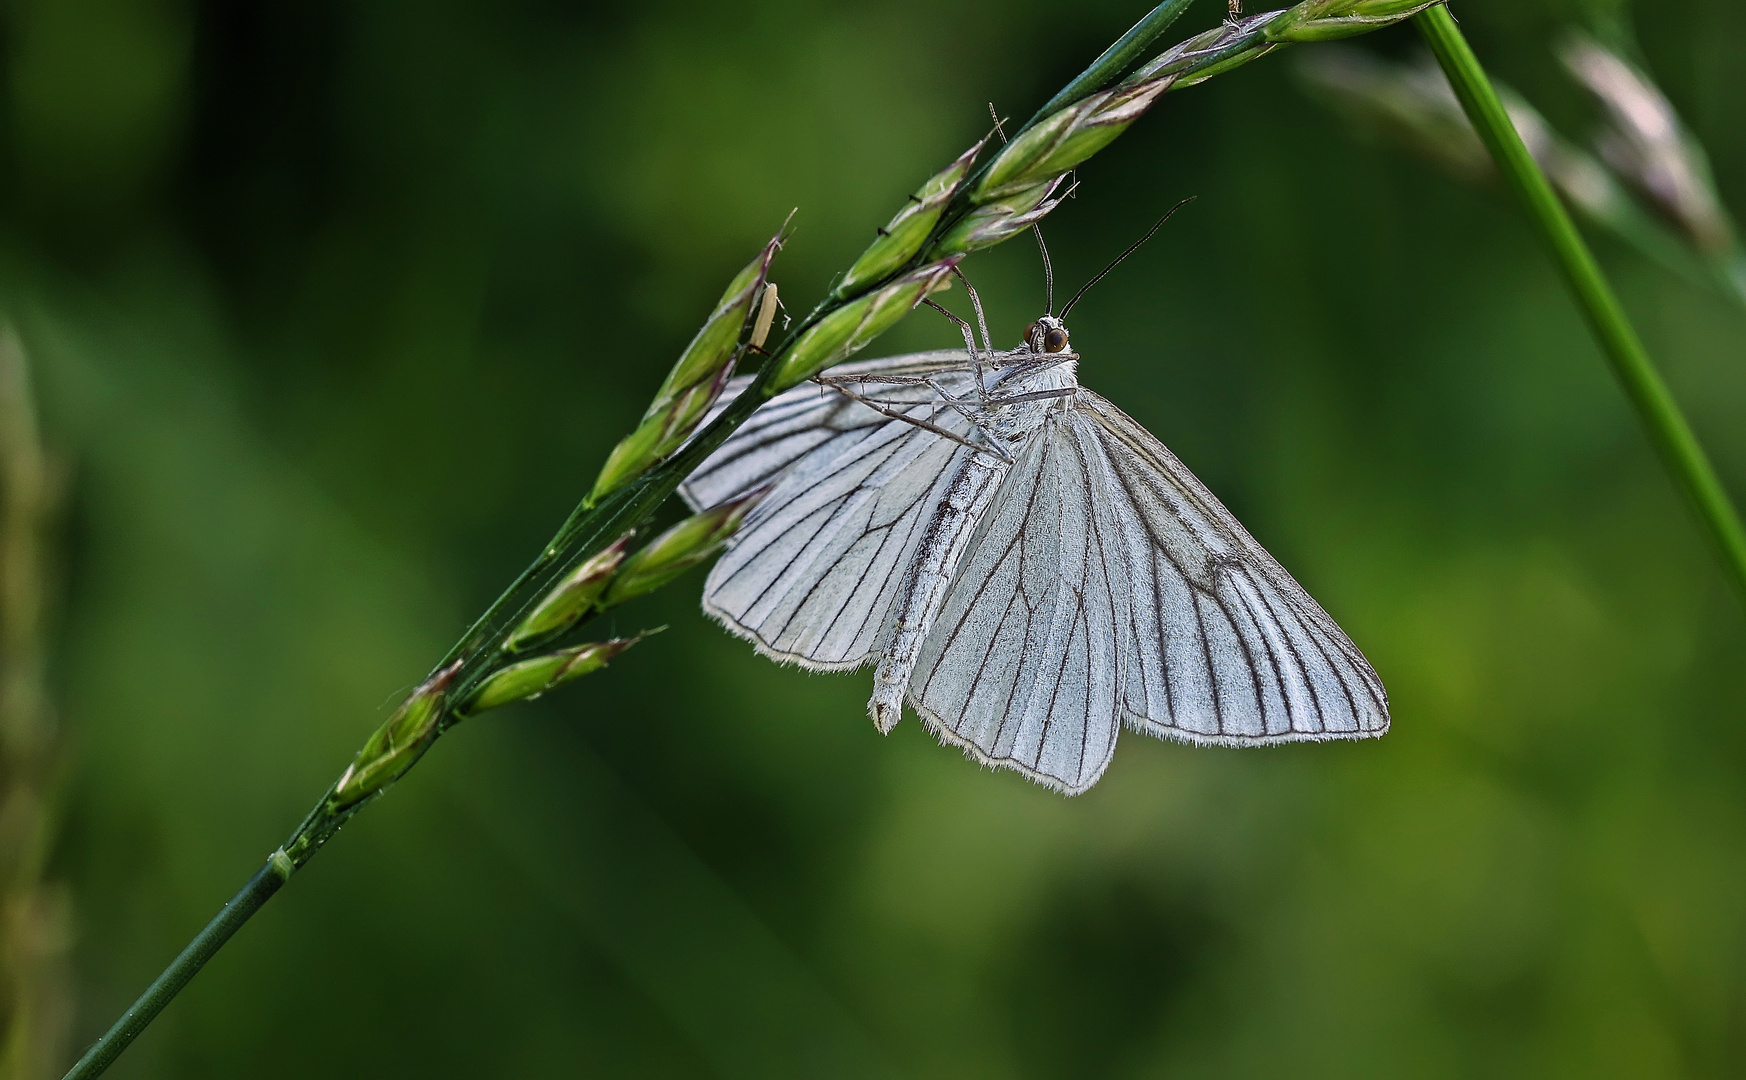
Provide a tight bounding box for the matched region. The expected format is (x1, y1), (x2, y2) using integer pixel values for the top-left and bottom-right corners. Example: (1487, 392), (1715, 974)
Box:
(6, 0), (1745, 1077)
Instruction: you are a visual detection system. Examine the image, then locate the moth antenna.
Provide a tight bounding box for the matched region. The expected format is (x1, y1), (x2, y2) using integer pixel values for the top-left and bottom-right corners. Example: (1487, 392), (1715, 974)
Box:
(1059, 196), (1195, 319)
(1033, 225), (1056, 316)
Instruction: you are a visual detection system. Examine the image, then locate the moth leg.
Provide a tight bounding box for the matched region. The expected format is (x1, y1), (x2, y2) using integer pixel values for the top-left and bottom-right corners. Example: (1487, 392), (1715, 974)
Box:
(813, 372), (933, 392)
(989, 386), (1078, 408)
(923, 375), (1008, 450)
(920, 297), (989, 403)
(953, 266), (1002, 402)
(984, 352), (1077, 392)
(811, 369), (1022, 455)
(810, 379), (1013, 463)
(950, 266), (997, 359)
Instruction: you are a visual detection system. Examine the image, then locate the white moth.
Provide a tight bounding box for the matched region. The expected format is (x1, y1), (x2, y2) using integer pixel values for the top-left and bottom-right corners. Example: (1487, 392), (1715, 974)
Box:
(680, 306), (1388, 795)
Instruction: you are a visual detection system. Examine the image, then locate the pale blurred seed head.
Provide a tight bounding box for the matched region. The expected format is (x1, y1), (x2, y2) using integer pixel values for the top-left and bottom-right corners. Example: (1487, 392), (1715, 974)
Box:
(1558, 33), (1735, 254)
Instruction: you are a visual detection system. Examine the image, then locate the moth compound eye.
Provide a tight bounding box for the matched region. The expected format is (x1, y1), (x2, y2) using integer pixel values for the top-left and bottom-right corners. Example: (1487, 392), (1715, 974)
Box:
(1044, 328), (1069, 353)
(1024, 321), (1041, 349)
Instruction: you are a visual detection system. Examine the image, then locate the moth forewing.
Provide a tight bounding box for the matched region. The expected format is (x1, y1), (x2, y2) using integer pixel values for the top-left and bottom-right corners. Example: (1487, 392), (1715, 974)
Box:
(688, 355), (996, 673)
(906, 408), (1125, 794)
(1074, 391), (1390, 744)
(680, 351), (985, 510)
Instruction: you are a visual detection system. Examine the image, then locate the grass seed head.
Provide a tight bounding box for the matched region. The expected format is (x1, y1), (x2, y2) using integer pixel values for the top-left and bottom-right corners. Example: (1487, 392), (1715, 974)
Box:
(462, 635), (652, 716)
(331, 660), (463, 809)
(603, 487), (771, 607)
(972, 96), (1149, 205)
(1559, 33), (1737, 256)
(590, 353), (740, 504)
(504, 532), (634, 652)
(657, 233), (781, 399)
(960, 3), (1449, 213)
(588, 232), (782, 505)
(1266, 0), (1443, 43)
(771, 259), (959, 391)
(834, 139), (985, 300)
(933, 178), (1066, 257)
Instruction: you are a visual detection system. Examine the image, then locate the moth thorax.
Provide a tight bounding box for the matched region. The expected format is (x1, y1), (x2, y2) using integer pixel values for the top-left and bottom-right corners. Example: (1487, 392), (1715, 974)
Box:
(994, 359), (1077, 440)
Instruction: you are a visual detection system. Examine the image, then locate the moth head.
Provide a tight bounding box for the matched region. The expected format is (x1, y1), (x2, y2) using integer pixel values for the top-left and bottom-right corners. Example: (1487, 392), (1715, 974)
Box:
(1026, 316), (1070, 355)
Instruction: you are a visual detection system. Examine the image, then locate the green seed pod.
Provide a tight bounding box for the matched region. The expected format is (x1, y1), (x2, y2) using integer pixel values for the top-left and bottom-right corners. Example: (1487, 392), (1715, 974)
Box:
(932, 178), (1066, 257)
(833, 139), (985, 300)
(1106, 22), (1264, 101)
(973, 109), (1076, 204)
(589, 361), (737, 505)
(972, 83), (1168, 205)
(770, 259), (959, 392)
(1267, 0), (1442, 43)
(332, 660), (462, 809)
(588, 412), (665, 507)
(656, 234), (781, 404)
(602, 487), (770, 607)
(1174, 44), (1278, 86)
(960, 1), (1441, 210)
(503, 532), (633, 653)
(588, 232), (782, 506)
(463, 634), (650, 716)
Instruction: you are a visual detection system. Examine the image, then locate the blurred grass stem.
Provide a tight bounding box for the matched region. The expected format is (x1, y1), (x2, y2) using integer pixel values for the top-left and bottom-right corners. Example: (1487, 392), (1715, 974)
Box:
(1, 331), (72, 1080)
(1416, 5), (1746, 608)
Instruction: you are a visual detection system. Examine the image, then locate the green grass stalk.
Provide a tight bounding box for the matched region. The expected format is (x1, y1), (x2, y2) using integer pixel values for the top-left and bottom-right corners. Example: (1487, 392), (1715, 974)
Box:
(1415, 5), (1746, 608)
(61, 864), (287, 1080)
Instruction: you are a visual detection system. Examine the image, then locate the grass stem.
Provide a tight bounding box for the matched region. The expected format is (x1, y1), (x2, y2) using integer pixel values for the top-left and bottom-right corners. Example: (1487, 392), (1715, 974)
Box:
(62, 860), (289, 1080)
(1416, 4), (1746, 609)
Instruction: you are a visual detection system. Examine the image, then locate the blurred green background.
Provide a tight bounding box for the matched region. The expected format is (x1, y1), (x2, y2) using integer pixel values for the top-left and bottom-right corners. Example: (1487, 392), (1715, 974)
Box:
(4, 0), (1745, 1076)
